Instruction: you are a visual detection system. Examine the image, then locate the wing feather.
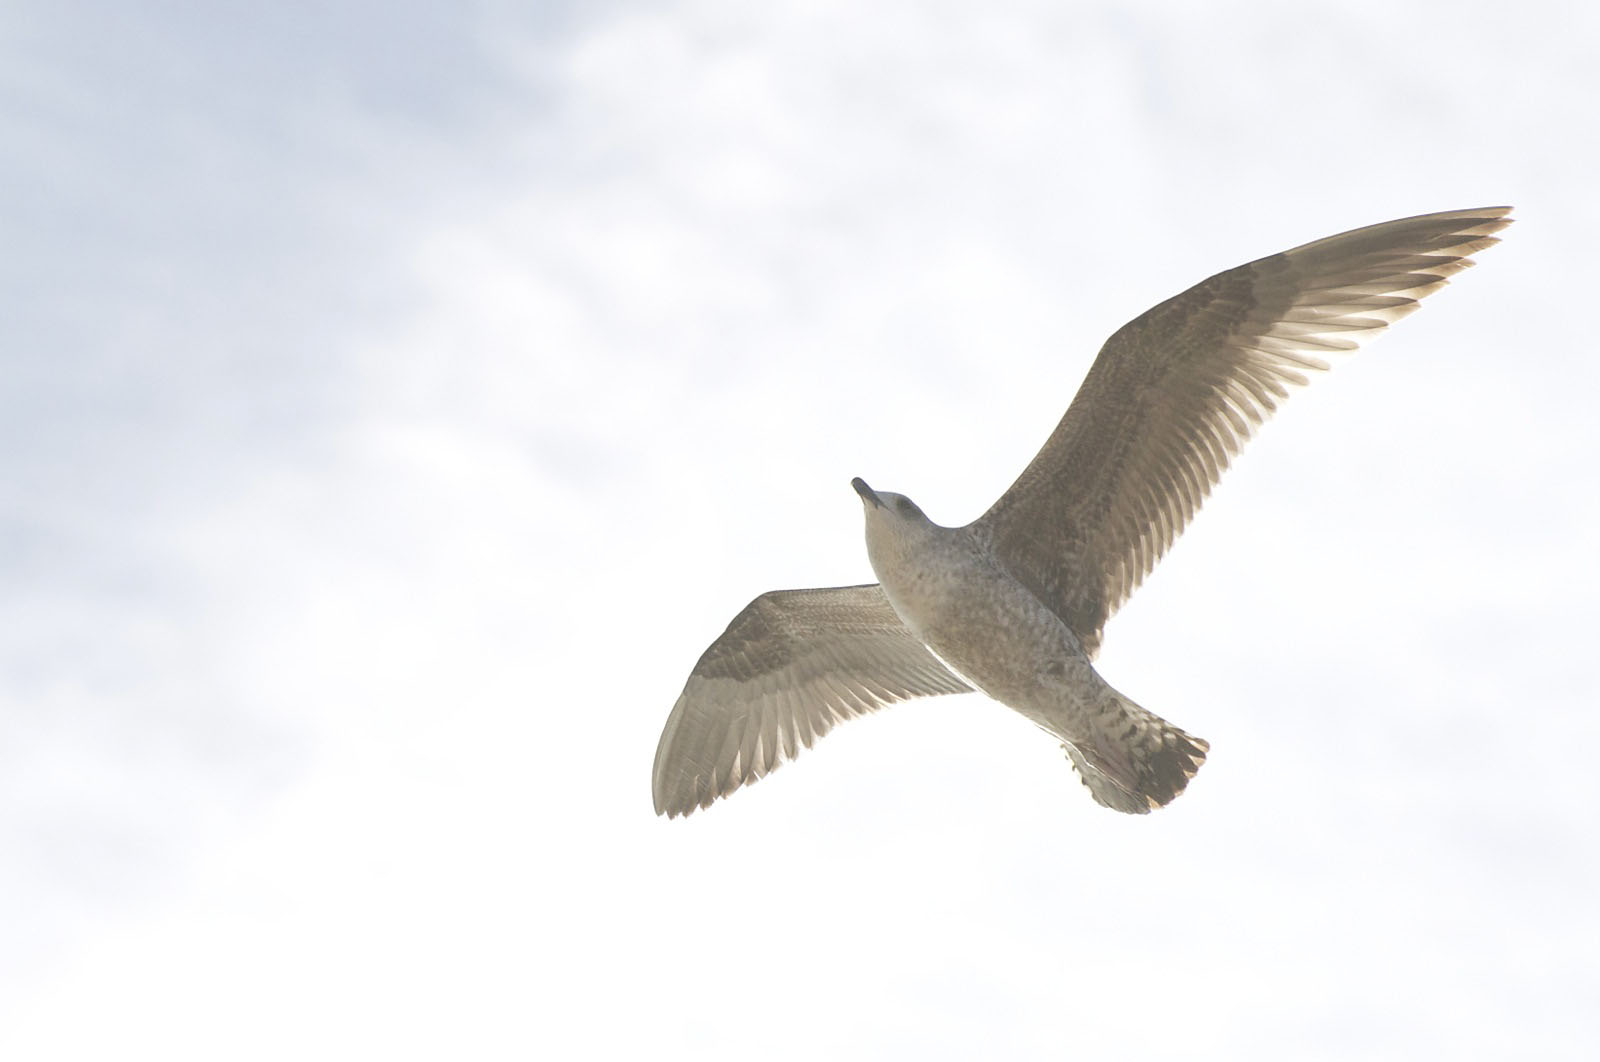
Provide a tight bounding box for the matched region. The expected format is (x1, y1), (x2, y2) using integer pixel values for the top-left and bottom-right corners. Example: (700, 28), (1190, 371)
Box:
(971, 206), (1512, 655)
(652, 584), (971, 817)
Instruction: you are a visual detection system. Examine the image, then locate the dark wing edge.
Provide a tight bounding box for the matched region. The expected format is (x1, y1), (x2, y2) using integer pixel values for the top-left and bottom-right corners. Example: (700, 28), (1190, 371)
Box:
(652, 584), (971, 818)
(971, 206), (1513, 654)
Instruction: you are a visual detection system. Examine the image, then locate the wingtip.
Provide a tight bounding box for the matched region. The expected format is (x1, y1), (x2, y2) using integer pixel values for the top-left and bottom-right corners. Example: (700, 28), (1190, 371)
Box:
(652, 785), (695, 820)
(1448, 205), (1515, 239)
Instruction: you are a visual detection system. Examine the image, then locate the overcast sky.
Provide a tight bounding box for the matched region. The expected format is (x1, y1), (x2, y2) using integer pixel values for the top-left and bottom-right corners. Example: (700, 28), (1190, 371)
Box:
(3, 2), (1597, 1058)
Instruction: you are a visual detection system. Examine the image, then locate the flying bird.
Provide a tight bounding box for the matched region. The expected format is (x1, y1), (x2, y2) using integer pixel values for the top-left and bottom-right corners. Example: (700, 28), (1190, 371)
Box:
(652, 206), (1512, 818)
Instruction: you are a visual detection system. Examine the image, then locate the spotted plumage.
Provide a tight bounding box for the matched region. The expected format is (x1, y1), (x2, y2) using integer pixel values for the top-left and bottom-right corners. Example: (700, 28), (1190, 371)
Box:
(653, 207), (1511, 818)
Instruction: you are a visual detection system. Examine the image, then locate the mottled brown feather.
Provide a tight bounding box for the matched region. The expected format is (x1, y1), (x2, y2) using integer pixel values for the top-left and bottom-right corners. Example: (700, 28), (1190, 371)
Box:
(652, 585), (970, 817)
(971, 207), (1512, 656)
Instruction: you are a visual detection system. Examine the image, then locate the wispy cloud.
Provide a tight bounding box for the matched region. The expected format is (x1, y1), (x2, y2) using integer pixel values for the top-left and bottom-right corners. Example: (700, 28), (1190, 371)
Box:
(2, 2), (1596, 1057)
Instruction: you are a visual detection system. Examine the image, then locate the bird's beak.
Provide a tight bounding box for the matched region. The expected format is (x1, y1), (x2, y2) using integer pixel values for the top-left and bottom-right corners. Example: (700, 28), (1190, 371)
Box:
(851, 477), (881, 508)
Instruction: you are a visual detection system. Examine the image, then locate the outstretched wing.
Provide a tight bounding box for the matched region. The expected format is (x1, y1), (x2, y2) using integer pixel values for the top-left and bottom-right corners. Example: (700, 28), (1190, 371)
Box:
(652, 584), (971, 817)
(972, 206), (1512, 655)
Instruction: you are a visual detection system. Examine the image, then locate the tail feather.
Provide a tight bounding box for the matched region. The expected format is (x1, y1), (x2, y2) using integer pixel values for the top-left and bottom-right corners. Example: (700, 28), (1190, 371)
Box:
(1062, 691), (1208, 814)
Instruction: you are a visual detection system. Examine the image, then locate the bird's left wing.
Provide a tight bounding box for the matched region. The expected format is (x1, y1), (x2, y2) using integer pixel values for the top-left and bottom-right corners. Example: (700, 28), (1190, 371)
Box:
(652, 584), (970, 818)
(971, 206), (1512, 655)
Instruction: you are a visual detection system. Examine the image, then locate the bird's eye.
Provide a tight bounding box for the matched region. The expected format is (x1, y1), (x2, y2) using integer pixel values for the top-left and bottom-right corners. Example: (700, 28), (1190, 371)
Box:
(896, 498), (916, 514)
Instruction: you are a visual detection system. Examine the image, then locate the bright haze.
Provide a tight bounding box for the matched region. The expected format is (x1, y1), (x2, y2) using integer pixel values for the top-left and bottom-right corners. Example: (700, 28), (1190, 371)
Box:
(3, 3), (1595, 1059)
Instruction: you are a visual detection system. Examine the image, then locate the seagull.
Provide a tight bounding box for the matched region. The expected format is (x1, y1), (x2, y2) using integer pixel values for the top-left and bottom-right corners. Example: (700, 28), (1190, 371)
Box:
(652, 206), (1512, 818)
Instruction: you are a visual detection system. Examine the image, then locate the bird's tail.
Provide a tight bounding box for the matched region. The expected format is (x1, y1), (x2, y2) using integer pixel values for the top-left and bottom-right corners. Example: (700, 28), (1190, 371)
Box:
(1060, 686), (1208, 814)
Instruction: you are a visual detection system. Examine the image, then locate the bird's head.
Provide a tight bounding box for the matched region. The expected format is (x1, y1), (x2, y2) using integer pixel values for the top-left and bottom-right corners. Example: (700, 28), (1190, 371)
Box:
(851, 477), (939, 569)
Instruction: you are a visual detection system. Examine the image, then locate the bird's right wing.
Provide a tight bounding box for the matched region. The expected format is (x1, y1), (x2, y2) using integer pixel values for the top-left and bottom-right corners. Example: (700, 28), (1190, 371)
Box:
(652, 584), (971, 818)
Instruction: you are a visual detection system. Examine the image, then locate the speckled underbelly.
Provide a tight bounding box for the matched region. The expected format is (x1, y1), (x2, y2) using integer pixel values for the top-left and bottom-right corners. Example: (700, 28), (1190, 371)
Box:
(881, 559), (1090, 710)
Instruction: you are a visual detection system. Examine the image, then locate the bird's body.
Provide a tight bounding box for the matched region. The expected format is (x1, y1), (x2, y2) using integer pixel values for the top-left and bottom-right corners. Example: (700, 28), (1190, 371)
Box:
(860, 494), (1083, 715)
(652, 206), (1512, 819)
(852, 482), (1205, 811)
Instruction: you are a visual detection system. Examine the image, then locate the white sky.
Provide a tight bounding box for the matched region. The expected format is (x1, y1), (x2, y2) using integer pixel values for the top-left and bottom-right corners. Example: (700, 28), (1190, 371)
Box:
(3, 2), (1597, 1058)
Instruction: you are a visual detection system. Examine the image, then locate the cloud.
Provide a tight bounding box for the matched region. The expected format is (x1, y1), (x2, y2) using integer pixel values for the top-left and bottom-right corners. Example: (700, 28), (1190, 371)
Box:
(2, 1), (1596, 1057)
